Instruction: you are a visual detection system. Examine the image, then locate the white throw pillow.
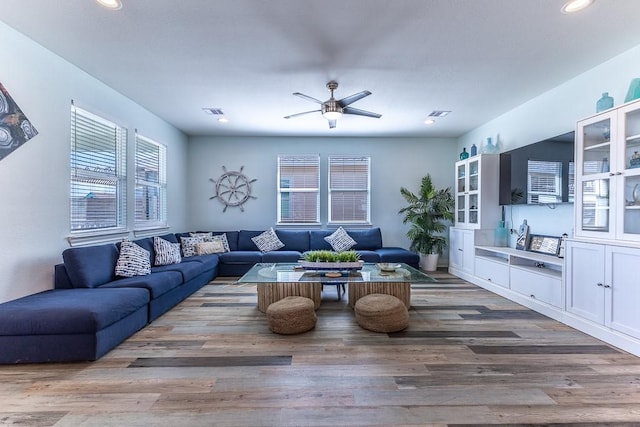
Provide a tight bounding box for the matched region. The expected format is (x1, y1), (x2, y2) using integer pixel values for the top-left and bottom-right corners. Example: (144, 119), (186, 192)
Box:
(251, 228), (285, 253)
(154, 236), (182, 265)
(115, 240), (151, 277)
(324, 226), (357, 252)
(196, 240), (225, 255)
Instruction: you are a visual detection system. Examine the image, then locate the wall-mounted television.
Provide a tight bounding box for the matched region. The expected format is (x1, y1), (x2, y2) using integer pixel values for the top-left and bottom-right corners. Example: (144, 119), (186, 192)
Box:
(499, 131), (575, 205)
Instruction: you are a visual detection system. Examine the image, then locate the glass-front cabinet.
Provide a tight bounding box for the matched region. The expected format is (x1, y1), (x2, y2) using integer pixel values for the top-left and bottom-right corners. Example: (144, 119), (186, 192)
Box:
(454, 154), (500, 229)
(575, 98), (640, 242)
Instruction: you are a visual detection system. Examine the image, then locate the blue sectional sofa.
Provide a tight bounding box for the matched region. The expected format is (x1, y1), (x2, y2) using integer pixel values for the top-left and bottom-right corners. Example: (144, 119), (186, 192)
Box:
(0, 227), (417, 364)
(207, 228), (419, 276)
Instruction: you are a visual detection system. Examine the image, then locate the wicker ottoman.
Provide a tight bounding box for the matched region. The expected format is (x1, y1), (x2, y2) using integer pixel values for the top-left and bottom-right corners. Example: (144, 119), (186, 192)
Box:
(266, 296), (317, 335)
(354, 293), (409, 333)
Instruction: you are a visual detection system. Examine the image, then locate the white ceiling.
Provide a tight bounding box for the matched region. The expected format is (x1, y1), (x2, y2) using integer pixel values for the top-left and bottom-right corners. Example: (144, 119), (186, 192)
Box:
(2, 0), (640, 138)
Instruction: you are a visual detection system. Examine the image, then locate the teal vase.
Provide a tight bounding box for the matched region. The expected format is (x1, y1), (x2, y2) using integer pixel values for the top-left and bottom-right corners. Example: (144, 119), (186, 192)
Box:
(460, 148), (469, 160)
(625, 78), (640, 103)
(596, 92), (613, 112)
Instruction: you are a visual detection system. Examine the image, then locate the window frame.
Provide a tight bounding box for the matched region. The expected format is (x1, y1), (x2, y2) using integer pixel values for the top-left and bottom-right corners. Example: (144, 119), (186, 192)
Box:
(277, 154), (321, 225)
(69, 104), (127, 238)
(134, 133), (168, 230)
(328, 155), (371, 225)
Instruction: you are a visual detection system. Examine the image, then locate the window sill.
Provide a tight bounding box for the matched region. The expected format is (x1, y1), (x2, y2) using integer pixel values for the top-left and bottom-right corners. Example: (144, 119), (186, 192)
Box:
(327, 222), (372, 229)
(67, 229), (129, 247)
(134, 226), (170, 238)
(276, 222), (322, 228)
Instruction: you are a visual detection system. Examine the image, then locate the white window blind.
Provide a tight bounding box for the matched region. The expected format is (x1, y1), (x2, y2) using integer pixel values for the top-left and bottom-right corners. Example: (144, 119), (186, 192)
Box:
(527, 160), (562, 204)
(70, 105), (126, 232)
(328, 155), (370, 224)
(277, 155), (320, 224)
(135, 133), (167, 228)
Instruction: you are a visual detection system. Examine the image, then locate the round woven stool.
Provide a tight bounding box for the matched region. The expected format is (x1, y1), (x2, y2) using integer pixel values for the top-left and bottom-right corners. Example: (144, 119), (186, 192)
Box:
(354, 293), (409, 333)
(266, 296), (317, 335)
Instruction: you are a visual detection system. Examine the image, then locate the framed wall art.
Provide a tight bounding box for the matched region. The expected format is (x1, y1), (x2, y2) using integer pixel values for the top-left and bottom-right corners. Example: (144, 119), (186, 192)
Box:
(0, 82), (39, 162)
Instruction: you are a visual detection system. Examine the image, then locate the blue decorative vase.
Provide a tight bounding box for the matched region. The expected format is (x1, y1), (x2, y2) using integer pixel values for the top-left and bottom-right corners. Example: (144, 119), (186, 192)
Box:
(470, 143), (477, 156)
(596, 92), (613, 112)
(460, 148), (469, 160)
(625, 78), (640, 103)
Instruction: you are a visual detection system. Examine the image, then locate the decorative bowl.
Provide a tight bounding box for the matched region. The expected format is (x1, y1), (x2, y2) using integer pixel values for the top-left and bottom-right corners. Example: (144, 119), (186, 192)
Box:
(377, 263), (401, 272)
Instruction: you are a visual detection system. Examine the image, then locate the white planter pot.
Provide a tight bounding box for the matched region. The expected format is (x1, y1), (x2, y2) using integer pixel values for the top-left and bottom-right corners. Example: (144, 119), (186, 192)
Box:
(421, 253), (439, 271)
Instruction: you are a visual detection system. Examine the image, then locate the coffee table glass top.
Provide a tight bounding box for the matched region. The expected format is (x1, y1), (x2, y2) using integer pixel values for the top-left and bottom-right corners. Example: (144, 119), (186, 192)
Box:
(236, 263), (436, 284)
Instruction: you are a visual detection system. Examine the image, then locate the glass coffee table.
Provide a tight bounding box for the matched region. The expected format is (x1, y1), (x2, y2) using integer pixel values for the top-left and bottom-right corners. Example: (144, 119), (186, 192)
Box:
(236, 262), (435, 312)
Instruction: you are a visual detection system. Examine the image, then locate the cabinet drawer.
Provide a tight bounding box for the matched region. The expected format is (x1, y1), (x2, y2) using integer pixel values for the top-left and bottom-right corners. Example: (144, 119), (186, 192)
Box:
(510, 267), (562, 308)
(474, 257), (509, 288)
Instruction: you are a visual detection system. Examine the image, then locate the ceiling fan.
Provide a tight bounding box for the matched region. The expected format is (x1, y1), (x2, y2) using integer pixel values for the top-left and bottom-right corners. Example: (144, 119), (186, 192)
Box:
(284, 81), (382, 129)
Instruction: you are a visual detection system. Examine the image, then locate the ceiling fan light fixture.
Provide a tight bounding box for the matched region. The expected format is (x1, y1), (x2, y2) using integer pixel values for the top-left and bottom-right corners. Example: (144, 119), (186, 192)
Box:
(561, 0), (594, 14)
(424, 118), (436, 125)
(322, 102), (343, 121)
(96, 0), (123, 10)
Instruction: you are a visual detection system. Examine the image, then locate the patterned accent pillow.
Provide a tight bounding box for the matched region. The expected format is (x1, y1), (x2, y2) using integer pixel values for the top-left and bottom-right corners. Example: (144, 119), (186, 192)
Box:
(195, 240), (225, 255)
(190, 232), (230, 252)
(181, 236), (204, 257)
(324, 226), (357, 252)
(251, 228), (285, 253)
(211, 233), (230, 252)
(190, 232), (213, 241)
(154, 236), (182, 266)
(115, 240), (151, 277)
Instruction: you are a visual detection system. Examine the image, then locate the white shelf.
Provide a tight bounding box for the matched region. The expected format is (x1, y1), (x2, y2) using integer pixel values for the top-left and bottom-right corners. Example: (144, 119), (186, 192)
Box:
(584, 141), (611, 151)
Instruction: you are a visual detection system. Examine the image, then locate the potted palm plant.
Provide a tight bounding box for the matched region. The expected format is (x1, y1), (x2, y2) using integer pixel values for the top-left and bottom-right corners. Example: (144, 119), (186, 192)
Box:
(399, 174), (455, 271)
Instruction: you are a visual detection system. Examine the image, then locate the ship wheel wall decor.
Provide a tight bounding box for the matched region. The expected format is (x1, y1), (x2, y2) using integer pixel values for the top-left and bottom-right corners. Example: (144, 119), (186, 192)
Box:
(209, 166), (257, 212)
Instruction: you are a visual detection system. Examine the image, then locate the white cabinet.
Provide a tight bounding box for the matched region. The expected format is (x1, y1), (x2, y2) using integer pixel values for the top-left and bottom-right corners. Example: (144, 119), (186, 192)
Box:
(454, 154), (501, 229)
(448, 227), (494, 280)
(565, 240), (605, 323)
(575, 99), (640, 243)
(566, 240), (640, 340)
(449, 227), (474, 274)
(474, 246), (563, 308)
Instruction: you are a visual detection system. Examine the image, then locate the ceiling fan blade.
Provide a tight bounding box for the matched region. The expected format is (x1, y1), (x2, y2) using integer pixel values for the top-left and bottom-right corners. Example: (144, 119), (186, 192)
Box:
(337, 90), (371, 107)
(328, 119), (337, 129)
(284, 109), (321, 119)
(293, 92), (324, 104)
(343, 106), (382, 118)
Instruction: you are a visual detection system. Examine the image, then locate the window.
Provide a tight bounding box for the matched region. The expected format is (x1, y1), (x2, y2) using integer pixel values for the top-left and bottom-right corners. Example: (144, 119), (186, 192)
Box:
(70, 105), (126, 233)
(328, 155), (370, 224)
(135, 133), (167, 228)
(277, 155), (320, 224)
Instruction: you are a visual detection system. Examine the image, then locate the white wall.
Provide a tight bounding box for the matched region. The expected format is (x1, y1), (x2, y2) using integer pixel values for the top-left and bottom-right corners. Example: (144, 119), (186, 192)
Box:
(458, 44), (640, 242)
(0, 22), (189, 303)
(187, 136), (458, 248)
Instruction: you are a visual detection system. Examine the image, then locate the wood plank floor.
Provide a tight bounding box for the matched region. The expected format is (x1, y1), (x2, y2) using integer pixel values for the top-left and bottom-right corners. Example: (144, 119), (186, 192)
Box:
(2, 270), (640, 426)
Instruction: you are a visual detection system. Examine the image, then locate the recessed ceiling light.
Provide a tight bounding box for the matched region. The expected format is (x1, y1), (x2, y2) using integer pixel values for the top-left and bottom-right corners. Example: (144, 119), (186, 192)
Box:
(96, 0), (122, 10)
(561, 0), (594, 14)
(218, 117), (229, 123)
(424, 119), (436, 125)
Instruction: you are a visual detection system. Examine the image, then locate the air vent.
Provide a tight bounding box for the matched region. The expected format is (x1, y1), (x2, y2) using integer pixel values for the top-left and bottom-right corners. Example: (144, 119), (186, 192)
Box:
(428, 110), (451, 117)
(202, 108), (225, 115)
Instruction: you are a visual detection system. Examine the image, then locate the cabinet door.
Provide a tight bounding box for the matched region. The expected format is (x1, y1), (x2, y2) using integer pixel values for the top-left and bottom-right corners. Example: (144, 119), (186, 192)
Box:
(455, 161), (468, 226)
(449, 227), (464, 269)
(448, 228), (474, 273)
(606, 245), (640, 338)
(467, 158), (480, 227)
(616, 103), (640, 242)
(566, 241), (605, 324)
(575, 113), (615, 240)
